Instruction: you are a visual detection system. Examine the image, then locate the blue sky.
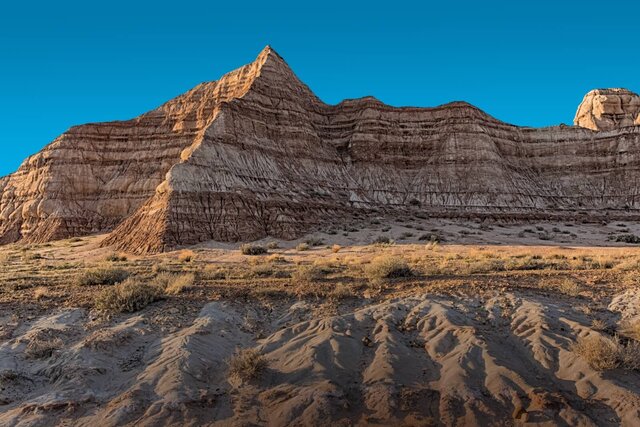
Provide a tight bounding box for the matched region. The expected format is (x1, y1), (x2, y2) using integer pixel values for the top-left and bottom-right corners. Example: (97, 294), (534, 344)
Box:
(1, 0), (638, 176)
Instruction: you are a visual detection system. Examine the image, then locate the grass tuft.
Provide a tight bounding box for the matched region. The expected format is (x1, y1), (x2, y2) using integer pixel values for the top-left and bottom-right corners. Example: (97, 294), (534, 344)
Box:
(228, 348), (267, 381)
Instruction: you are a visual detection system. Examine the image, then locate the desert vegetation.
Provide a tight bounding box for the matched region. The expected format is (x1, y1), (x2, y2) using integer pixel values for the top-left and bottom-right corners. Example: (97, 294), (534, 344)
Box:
(94, 278), (164, 313)
(228, 348), (268, 381)
(2, 228), (640, 426)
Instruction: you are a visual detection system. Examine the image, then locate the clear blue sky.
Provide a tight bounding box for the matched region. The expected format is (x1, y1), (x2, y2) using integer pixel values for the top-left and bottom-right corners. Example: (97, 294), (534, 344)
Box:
(2, 0), (638, 176)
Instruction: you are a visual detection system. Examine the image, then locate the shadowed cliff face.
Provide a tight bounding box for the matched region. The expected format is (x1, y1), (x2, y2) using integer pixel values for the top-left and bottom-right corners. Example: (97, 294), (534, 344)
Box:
(2, 46), (640, 252)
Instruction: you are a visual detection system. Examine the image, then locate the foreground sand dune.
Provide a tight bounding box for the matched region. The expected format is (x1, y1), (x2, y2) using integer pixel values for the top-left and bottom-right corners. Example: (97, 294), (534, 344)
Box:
(2, 289), (639, 426)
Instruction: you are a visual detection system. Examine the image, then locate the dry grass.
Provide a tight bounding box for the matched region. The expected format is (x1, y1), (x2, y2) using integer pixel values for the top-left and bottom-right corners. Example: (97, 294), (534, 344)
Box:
(591, 319), (607, 331)
(94, 278), (163, 313)
(153, 272), (196, 295)
(77, 267), (130, 286)
(33, 286), (51, 301)
(292, 265), (327, 282)
(556, 278), (582, 297)
(228, 348), (267, 381)
(105, 253), (127, 262)
(621, 320), (640, 340)
(178, 250), (196, 263)
(331, 244), (342, 253)
(296, 243), (310, 251)
(572, 335), (640, 371)
(330, 282), (355, 300)
(25, 336), (63, 359)
(365, 255), (412, 283)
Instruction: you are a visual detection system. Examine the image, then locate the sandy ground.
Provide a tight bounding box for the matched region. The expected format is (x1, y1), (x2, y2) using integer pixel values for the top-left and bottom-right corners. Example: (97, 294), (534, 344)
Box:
(1, 220), (640, 426)
(1, 291), (639, 426)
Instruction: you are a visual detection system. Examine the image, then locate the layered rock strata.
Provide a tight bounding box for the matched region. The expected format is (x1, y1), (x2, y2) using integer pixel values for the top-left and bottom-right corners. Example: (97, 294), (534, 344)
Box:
(2, 46), (640, 252)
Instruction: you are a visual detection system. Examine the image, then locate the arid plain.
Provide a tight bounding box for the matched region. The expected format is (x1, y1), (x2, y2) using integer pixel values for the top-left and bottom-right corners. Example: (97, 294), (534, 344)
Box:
(2, 219), (640, 426)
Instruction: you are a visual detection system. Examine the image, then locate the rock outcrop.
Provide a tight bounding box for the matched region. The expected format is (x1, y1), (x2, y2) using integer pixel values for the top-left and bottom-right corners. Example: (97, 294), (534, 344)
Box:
(2, 46), (640, 252)
(574, 88), (640, 131)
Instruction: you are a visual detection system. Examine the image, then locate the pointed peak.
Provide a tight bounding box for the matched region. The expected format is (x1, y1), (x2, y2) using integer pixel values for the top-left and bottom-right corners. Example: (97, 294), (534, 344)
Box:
(255, 44), (286, 66)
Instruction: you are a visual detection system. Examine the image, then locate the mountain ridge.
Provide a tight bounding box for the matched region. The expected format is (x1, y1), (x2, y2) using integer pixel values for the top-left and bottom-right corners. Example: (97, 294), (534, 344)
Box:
(2, 46), (640, 252)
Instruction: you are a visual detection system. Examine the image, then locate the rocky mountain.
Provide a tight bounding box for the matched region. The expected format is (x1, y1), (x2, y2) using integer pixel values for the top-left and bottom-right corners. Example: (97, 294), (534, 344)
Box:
(2, 46), (640, 253)
(574, 88), (640, 131)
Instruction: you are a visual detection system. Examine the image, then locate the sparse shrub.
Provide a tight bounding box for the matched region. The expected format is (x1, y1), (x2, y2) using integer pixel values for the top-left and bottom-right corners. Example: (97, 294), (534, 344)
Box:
(267, 254), (287, 264)
(331, 244), (342, 253)
(399, 232), (414, 239)
(425, 241), (439, 251)
(365, 255), (412, 283)
(304, 237), (325, 247)
(621, 320), (640, 340)
(331, 282), (354, 300)
(292, 264), (327, 282)
(204, 265), (228, 280)
(178, 250), (196, 263)
(228, 348), (267, 381)
(240, 244), (268, 255)
(418, 233), (443, 243)
(33, 287), (51, 301)
(458, 258), (505, 274)
(77, 267), (130, 286)
(296, 242), (310, 251)
(94, 278), (163, 313)
(615, 234), (640, 244)
(105, 253), (127, 262)
(249, 264), (275, 278)
(557, 279), (581, 297)
(266, 241), (279, 249)
(591, 319), (607, 331)
(373, 235), (392, 245)
(152, 263), (169, 274)
(25, 337), (63, 359)
(572, 335), (640, 371)
(24, 252), (43, 261)
(153, 272), (195, 295)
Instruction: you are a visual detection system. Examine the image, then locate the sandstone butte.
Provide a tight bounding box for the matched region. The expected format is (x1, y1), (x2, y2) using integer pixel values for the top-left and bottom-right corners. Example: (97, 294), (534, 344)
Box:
(1, 46), (640, 254)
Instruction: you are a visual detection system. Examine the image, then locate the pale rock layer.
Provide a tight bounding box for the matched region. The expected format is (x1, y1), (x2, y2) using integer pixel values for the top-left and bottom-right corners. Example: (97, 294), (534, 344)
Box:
(574, 88), (640, 131)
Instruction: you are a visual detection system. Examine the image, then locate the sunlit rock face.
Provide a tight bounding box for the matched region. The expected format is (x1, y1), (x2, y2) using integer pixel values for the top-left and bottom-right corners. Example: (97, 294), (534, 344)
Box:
(3, 47), (640, 253)
(574, 88), (640, 131)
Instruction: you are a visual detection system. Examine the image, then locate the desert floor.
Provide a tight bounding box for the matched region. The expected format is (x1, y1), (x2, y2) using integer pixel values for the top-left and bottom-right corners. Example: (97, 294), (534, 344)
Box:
(1, 219), (640, 426)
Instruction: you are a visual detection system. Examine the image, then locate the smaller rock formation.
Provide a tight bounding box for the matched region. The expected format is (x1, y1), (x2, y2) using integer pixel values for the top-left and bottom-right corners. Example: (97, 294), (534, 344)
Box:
(574, 88), (640, 131)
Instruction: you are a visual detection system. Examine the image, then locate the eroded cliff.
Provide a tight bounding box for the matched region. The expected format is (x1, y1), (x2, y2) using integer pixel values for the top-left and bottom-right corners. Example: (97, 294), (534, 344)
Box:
(2, 46), (640, 252)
